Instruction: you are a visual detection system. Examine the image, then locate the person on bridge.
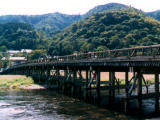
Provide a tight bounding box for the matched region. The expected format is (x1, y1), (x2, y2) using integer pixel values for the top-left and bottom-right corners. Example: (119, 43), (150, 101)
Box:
(96, 48), (104, 57)
(96, 49), (100, 57)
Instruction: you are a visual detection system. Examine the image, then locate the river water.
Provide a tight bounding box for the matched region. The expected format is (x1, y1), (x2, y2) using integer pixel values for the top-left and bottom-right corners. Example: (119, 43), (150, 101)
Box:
(0, 89), (138, 120)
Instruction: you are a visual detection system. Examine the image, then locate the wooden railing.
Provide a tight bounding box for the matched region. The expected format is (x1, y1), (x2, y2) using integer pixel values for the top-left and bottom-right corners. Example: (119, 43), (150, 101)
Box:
(9, 44), (160, 67)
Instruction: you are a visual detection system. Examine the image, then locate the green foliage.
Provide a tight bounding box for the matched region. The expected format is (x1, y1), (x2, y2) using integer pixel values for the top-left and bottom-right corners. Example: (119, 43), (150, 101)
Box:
(28, 49), (47, 60)
(0, 76), (34, 88)
(0, 23), (48, 51)
(49, 9), (160, 56)
(0, 46), (7, 52)
(84, 3), (129, 18)
(1, 60), (9, 68)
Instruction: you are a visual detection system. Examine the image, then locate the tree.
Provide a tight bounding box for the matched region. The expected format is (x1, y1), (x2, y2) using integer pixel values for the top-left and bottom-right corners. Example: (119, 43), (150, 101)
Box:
(0, 46), (7, 52)
(28, 49), (47, 60)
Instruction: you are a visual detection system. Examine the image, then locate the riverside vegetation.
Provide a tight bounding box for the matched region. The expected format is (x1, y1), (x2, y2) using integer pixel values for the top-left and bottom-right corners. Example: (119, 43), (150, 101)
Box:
(0, 75), (42, 89)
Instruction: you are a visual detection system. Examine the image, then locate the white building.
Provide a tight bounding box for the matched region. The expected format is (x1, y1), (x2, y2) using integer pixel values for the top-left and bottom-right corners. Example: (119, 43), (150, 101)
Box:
(21, 49), (32, 53)
(7, 50), (20, 56)
(1, 57), (27, 65)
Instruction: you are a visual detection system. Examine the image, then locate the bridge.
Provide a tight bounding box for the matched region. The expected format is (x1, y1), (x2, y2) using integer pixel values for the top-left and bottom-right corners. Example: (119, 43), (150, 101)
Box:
(2, 44), (160, 115)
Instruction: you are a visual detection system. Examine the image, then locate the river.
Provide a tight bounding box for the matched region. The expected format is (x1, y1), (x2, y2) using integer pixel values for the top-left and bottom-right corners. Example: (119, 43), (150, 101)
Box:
(0, 89), (138, 120)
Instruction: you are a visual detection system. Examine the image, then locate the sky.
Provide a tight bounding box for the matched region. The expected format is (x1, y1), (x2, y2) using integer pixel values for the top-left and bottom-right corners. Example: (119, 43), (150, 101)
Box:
(0, 0), (160, 15)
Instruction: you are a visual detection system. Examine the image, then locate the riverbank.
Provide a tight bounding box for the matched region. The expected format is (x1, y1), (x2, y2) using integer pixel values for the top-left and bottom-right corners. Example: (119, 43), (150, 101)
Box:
(0, 75), (45, 90)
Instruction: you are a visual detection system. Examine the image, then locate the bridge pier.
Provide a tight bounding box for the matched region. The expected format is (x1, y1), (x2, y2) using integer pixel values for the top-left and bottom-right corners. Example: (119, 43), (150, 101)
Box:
(85, 70), (89, 102)
(109, 71), (115, 106)
(96, 70), (101, 105)
(124, 71), (129, 113)
(155, 73), (159, 113)
(137, 70), (142, 114)
(63, 70), (68, 94)
(89, 70), (92, 103)
(72, 70), (77, 97)
(39, 68), (43, 83)
(56, 69), (60, 92)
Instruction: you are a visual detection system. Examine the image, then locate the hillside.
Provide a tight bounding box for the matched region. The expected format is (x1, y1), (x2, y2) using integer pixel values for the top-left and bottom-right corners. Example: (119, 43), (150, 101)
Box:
(48, 9), (160, 56)
(0, 23), (47, 51)
(84, 3), (129, 18)
(146, 10), (160, 21)
(0, 13), (81, 36)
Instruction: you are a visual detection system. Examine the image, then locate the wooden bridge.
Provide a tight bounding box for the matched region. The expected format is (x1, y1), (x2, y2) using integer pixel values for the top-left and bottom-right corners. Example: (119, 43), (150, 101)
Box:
(2, 44), (160, 115)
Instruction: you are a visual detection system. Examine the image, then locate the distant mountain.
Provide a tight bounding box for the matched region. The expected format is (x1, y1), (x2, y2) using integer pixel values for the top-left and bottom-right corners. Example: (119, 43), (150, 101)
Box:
(0, 3), (135, 36)
(0, 13), (81, 36)
(0, 3), (141, 37)
(146, 10), (160, 21)
(83, 3), (130, 18)
(48, 9), (160, 56)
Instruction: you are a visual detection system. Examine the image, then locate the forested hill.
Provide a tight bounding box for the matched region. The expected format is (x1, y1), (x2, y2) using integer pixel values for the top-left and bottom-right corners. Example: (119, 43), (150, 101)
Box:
(0, 13), (81, 35)
(146, 10), (160, 21)
(48, 9), (160, 56)
(84, 3), (129, 18)
(0, 23), (47, 50)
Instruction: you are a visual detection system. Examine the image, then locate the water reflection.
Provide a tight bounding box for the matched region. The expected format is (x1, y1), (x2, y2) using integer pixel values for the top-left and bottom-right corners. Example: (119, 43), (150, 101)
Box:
(0, 89), (136, 120)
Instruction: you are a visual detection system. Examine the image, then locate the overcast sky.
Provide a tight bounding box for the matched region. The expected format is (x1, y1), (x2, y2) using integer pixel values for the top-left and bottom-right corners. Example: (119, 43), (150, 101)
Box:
(0, 0), (160, 15)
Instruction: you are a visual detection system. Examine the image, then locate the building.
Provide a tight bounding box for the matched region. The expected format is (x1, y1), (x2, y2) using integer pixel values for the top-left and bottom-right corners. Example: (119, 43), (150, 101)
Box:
(7, 50), (20, 56)
(7, 49), (32, 56)
(1, 57), (27, 65)
(21, 49), (32, 53)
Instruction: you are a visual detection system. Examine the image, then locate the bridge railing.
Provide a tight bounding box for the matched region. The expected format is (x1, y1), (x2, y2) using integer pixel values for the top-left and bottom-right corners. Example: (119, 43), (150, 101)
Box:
(8, 44), (160, 68)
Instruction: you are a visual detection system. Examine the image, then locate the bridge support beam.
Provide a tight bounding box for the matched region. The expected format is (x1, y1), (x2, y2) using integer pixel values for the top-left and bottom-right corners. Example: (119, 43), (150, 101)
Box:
(96, 70), (101, 105)
(39, 68), (43, 83)
(85, 70), (89, 102)
(78, 70), (82, 99)
(63, 70), (68, 94)
(124, 71), (129, 113)
(155, 73), (159, 113)
(73, 70), (77, 97)
(56, 69), (60, 92)
(109, 71), (115, 106)
(137, 71), (142, 114)
(89, 70), (92, 102)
